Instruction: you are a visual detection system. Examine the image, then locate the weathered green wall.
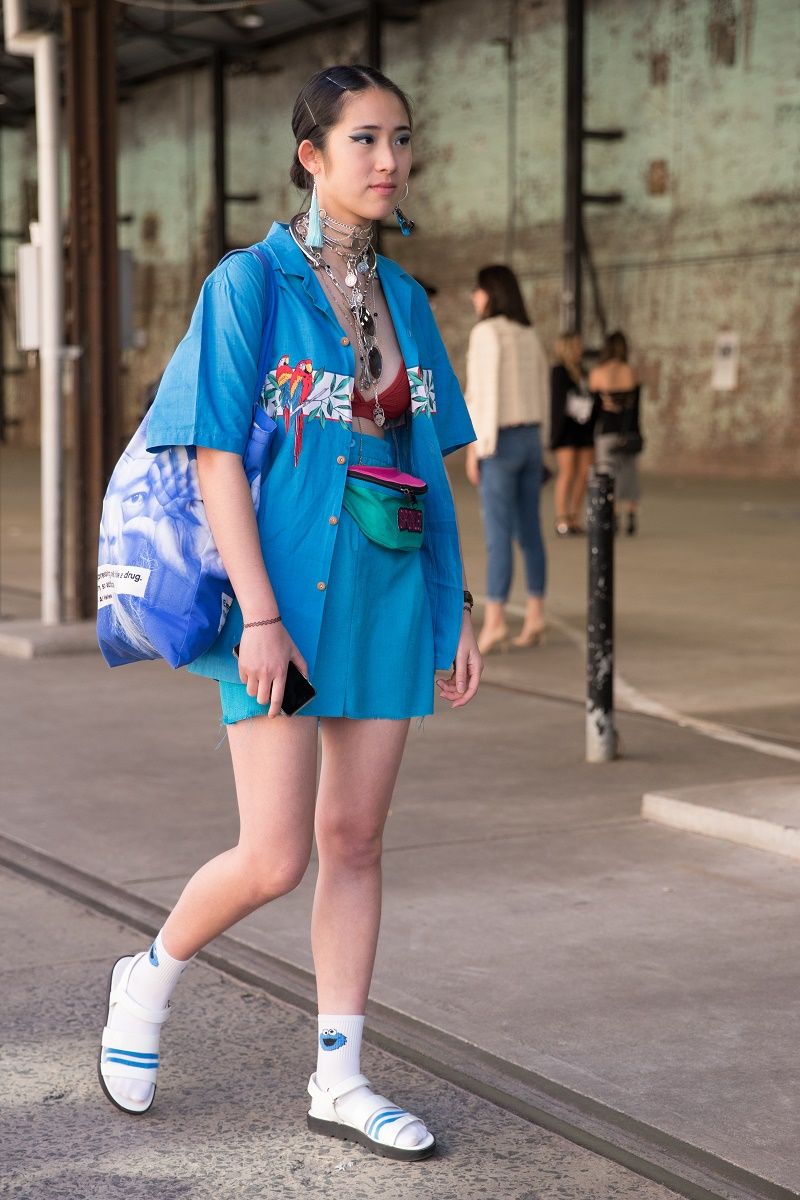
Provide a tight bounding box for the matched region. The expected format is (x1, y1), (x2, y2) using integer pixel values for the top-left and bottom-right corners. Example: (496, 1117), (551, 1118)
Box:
(2, 0), (798, 475)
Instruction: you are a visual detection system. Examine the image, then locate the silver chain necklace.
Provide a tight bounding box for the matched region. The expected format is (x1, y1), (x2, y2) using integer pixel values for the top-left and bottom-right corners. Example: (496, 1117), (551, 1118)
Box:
(290, 214), (386, 425)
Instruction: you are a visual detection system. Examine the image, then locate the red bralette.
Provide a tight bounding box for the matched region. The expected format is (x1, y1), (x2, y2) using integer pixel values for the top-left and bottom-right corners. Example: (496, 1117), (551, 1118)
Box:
(352, 364), (411, 422)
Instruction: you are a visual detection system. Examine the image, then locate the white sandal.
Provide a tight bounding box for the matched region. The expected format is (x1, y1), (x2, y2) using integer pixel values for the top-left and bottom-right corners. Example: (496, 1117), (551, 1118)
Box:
(307, 1072), (436, 1161)
(98, 954), (170, 1115)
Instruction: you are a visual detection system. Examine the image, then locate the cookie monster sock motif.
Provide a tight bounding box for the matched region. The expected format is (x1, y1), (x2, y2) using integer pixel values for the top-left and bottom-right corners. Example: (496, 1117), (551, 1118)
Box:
(316, 1014), (365, 1091)
(314, 1012), (428, 1149)
(127, 929), (194, 1013)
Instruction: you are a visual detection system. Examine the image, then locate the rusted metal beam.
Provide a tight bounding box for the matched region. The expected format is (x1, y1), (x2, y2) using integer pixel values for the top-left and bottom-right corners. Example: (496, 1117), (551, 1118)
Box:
(212, 47), (226, 263)
(563, 0), (583, 333)
(366, 0), (383, 253)
(64, 0), (121, 621)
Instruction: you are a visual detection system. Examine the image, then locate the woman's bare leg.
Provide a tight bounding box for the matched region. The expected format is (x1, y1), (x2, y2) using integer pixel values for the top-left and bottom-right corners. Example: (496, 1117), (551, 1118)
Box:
(570, 447), (595, 527)
(160, 714), (320, 959)
(477, 599), (509, 654)
(309, 716), (429, 1148)
(102, 713), (320, 1108)
(311, 717), (410, 1012)
(554, 447), (576, 530)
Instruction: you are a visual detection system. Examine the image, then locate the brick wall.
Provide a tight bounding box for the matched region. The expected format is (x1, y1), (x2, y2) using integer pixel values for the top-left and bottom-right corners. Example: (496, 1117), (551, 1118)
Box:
(1, 0), (798, 476)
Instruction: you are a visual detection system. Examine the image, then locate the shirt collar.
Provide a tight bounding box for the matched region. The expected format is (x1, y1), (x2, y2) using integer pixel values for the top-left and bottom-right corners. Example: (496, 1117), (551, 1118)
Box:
(264, 221), (418, 369)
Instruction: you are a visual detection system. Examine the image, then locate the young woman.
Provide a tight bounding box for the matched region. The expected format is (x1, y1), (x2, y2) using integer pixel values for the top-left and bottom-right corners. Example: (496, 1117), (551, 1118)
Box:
(464, 265), (549, 654)
(549, 330), (596, 536)
(97, 65), (482, 1163)
(589, 330), (643, 536)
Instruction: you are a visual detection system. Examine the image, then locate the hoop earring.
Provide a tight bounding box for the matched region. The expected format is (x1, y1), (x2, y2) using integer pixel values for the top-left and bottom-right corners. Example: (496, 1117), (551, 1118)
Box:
(393, 182), (415, 237)
(305, 180), (324, 249)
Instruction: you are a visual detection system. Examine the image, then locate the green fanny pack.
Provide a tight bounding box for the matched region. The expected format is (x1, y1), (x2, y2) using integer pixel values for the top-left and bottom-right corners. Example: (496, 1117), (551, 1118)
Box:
(342, 465), (427, 552)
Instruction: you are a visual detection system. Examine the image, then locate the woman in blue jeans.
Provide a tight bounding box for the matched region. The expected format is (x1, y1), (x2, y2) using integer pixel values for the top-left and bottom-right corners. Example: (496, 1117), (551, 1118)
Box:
(465, 265), (550, 654)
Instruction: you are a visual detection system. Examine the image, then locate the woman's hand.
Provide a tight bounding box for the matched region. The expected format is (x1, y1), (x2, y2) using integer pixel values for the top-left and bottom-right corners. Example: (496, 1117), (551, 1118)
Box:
(436, 613), (483, 709)
(465, 446), (481, 488)
(236, 622), (308, 719)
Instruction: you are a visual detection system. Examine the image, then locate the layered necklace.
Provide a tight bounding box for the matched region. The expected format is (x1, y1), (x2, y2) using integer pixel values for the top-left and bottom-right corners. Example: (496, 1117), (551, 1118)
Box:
(290, 211), (387, 426)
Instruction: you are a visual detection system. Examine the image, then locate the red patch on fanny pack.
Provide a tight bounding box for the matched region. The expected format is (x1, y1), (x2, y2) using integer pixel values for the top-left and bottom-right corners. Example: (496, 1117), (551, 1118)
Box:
(397, 507), (423, 534)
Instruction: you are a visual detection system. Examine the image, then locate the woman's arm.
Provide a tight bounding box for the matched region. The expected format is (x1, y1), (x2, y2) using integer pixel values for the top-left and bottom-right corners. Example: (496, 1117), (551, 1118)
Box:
(197, 447), (307, 716)
(435, 468), (483, 708)
(535, 335), (551, 449)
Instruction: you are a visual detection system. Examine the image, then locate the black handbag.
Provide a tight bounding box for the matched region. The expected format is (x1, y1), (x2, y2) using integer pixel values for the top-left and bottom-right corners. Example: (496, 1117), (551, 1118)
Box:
(618, 430), (644, 455)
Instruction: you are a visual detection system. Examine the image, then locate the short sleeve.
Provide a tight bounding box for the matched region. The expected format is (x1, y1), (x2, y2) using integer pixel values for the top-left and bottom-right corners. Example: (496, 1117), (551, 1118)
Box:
(422, 299), (476, 458)
(146, 250), (268, 456)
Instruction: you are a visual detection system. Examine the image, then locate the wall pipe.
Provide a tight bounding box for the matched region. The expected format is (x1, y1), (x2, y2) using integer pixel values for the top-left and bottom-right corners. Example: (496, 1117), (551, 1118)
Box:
(3, 0), (64, 625)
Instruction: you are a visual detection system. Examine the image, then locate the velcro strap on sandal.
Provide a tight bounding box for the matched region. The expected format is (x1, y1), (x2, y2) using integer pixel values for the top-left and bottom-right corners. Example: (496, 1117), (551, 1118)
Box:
(325, 1072), (372, 1102)
(109, 983), (171, 1025)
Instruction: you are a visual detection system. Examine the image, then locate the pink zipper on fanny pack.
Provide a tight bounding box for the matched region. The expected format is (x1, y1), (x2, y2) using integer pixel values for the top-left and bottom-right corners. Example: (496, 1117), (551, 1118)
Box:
(346, 465), (428, 497)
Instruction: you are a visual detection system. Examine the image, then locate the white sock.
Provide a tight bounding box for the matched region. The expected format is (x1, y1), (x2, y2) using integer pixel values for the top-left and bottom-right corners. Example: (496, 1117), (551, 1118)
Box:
(315, 1014), (426, 1150)
(316, 1014), (364, 1090)
(127, 930), (194, 1011)
(105, 930), (194, 1104)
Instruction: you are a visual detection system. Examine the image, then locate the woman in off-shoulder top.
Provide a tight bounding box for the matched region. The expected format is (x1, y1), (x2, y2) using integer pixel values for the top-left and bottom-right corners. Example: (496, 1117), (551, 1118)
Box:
(589, 330), (643, 536)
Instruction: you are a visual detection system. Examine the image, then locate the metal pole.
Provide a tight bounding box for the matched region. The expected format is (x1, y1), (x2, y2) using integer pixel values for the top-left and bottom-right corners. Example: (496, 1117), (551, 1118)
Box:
(586, 468), (616, 761)
(562, 0), (583, 333)
(64, 0), (121, 620)
(366, 0), (382, 71)
(212, 48), (226, 264)
(366, 0), (383, 255)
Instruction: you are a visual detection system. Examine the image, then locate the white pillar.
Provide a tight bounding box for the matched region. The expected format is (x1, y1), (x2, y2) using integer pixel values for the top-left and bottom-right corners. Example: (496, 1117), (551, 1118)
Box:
(4, 0), (64, 625)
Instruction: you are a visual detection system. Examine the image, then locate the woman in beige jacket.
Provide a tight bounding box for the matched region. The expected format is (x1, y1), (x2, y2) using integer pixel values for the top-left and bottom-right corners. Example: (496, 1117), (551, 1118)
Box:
(465, 265), (550, 654)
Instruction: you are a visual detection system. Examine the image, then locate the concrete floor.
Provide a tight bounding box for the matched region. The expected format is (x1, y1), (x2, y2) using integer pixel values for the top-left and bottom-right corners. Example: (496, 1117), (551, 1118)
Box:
(1, 649), (798, 1195)
(2, 869), (682, 1200)
(1, 446), (799, 1196)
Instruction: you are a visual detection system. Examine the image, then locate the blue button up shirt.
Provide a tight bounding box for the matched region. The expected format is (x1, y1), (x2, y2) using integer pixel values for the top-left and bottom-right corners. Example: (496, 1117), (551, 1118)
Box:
(146, 221), (475, 685)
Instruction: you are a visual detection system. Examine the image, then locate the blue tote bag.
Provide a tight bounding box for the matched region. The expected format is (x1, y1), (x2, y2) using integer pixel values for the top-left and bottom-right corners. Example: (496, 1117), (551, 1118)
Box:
(97, 247), (277, 669)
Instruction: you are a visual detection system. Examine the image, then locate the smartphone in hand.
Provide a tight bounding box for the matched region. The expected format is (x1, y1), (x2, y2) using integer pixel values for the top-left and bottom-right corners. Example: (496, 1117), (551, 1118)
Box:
(231, 647), (316, 716)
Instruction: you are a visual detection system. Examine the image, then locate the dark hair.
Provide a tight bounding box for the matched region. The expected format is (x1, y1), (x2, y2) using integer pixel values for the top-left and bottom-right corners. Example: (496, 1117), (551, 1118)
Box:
(600, 330), (628, 363)
(290, 65), (414, 191)
(476, 264), (531, 326)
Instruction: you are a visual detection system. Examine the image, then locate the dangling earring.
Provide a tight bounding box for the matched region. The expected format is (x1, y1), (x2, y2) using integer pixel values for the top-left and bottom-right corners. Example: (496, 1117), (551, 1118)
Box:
(393, 182), (415, 237)
(305, 180), (324, 249)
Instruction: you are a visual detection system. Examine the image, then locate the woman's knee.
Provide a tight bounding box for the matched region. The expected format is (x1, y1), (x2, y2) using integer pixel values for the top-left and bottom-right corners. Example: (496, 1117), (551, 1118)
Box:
(235, 843), (312, 905)
(315, 812), (385, 871)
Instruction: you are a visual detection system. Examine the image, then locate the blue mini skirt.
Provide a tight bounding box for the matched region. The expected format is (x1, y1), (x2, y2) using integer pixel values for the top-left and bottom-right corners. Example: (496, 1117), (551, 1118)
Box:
(219, 429), (435, 724)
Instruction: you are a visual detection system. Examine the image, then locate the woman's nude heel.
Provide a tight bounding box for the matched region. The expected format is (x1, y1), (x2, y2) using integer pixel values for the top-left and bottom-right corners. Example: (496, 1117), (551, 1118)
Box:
(511, 626), (545, 649)
(478, 626), (511, 655)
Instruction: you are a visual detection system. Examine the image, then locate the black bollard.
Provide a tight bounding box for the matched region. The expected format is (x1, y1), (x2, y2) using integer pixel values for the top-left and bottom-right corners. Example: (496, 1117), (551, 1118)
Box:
(586, 468), (617, 761)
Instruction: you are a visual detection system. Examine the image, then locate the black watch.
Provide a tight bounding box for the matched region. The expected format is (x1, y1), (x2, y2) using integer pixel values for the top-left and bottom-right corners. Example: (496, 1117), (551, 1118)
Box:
(463, 589), (474, 612)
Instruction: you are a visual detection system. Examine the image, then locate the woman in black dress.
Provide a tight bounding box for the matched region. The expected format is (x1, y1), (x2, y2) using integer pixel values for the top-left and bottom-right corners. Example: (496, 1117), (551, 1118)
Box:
(589, 330), (643, 536)
(549, 331), (596, 536)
